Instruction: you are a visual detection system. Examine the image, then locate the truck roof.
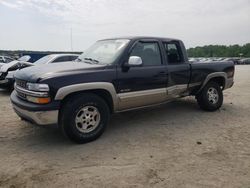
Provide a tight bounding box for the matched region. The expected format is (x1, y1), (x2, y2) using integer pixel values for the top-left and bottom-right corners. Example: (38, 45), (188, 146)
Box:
(100, 36), (181, 42)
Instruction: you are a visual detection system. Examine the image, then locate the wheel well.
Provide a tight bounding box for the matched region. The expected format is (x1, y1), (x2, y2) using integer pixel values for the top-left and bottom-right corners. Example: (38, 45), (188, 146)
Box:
(60, 89), (114, 113)
(208, 77), (225, 89)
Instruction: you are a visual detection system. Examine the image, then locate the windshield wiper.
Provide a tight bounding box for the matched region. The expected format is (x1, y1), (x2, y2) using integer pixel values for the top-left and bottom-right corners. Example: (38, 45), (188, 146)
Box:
(84, 58), (99, 64)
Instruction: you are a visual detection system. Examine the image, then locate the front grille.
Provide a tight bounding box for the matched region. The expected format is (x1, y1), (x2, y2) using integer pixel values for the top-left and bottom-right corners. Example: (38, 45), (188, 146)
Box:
(16, 90), (26, 99)
(15, 79), (27, 100)
(16, 79), (27, 89)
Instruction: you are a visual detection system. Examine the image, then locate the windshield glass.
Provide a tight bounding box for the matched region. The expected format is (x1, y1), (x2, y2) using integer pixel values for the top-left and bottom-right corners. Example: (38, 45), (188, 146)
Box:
(18, 55), (30, 62)
(77, 39), (130, 64)
(34, 55), (54, 65)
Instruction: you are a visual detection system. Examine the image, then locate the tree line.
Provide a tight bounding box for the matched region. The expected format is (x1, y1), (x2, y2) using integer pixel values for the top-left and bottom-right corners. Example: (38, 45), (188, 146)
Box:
(187, 43), (250, 57)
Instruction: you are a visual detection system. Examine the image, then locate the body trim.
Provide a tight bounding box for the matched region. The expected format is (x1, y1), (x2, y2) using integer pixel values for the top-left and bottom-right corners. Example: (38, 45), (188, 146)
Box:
(188, 82), (202, 88)
(117, 84), (188, 111)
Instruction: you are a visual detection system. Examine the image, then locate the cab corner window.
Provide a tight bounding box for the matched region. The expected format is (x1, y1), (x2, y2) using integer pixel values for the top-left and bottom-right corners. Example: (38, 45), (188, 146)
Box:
(164, 43), (184, 64)
(130, 42), (162, 66)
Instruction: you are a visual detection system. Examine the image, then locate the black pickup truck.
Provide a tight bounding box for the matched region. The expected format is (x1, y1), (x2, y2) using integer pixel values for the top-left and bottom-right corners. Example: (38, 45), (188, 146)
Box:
(10, 37), (234, 143)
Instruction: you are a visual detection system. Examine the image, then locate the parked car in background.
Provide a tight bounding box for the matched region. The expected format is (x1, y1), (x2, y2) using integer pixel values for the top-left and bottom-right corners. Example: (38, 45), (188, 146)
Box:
(0, 55), (31, 89)
(0, 54), (78, 89)
(33, 54), (78, 65)
(0, 56), (15, 68)
(222, 58), (241, 65)
(239, 58), (250, 65)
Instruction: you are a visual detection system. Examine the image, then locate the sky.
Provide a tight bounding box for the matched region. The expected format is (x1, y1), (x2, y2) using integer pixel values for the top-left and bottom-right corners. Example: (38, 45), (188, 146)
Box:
(0, 0), (249, 51)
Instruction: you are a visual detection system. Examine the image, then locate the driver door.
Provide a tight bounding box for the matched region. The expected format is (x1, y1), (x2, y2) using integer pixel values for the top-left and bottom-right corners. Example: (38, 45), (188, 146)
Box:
(116, 40), (168, 111)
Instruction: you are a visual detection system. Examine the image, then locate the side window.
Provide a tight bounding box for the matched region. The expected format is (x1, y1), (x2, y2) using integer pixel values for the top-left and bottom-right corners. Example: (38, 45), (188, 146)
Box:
(164, 42), (184, 64)
(130, 42), (162, 66)
(53, 56), (70, 63)
(5, 58), (13, 63)
(69, 56), (77, 61)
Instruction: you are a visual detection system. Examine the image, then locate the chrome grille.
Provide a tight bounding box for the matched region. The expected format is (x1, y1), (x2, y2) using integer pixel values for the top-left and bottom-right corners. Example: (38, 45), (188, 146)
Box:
(16, 90), (26, 99)
(16, 79), (27, 89)
(15, 79), (27, 100)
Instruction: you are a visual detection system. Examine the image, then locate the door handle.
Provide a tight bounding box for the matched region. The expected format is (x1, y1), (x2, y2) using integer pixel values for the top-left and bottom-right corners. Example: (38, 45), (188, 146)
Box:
(154, 71), (167, 77)
(158, 71), (167, 75)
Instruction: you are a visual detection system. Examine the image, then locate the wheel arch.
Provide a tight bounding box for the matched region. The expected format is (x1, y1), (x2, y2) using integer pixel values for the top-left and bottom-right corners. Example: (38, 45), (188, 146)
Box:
(198, 72), (227, 93)
(55, 82), (118, 112)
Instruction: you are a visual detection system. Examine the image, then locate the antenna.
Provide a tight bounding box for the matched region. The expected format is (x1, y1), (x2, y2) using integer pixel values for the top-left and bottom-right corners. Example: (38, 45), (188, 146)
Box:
(70, 27), (73, 51)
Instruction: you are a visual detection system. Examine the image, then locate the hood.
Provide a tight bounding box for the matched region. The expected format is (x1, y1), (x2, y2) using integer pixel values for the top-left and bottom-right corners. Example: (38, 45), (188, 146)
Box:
(0, 60), (19, 72)
(15, 61), (106, 82)
(0, 60), (32, 73)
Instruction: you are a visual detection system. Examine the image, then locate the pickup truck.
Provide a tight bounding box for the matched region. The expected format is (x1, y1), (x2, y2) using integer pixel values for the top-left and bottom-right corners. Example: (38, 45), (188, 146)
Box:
(10, 37), (235, 143)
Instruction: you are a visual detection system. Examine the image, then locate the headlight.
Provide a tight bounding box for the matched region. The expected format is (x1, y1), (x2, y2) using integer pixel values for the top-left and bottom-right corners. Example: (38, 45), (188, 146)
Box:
(26, 83), (49, 92)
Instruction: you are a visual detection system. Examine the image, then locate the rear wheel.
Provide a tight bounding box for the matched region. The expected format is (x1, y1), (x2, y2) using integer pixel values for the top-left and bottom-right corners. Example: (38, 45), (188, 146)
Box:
(196, 81), (223, 111)
(59, 93), (110, 143)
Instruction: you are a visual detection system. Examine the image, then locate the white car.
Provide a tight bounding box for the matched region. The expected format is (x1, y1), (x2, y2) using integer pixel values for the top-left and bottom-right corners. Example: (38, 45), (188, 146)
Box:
(0, 56), (15, 68)
(0, 54), (79, 89)
(33, 54), (79, 65)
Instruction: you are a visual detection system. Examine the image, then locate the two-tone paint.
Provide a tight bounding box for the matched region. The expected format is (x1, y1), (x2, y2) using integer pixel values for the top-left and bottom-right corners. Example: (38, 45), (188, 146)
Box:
(11, 36), (235, 125)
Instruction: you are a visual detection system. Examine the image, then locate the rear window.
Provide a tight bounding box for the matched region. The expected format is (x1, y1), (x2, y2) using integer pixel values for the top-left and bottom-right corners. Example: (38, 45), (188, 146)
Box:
(163, 42), (184, 64)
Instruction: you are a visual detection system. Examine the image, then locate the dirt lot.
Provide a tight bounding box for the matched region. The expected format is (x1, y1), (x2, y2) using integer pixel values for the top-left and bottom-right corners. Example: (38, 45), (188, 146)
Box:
(0, 65), (250, 188)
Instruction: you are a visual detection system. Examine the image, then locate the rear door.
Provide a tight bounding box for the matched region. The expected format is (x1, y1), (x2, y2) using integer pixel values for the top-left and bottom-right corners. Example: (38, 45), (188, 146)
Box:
(162, 41), (190, 96)
(116, 40), (168, 110)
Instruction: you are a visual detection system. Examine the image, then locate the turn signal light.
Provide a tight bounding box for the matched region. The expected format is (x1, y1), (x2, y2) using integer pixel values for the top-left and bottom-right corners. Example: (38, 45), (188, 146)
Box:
(26, 96), (51, 104)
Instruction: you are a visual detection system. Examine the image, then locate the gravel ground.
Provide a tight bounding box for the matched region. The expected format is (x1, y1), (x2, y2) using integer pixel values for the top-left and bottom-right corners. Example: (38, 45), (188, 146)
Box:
(0, 65), (250, 188)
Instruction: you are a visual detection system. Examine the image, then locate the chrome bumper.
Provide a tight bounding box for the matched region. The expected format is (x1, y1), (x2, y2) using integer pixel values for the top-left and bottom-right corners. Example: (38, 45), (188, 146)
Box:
(12, 104), (58, 125)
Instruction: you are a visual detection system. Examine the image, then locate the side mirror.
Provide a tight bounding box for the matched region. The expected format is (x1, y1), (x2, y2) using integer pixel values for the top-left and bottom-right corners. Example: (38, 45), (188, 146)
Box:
(127, 56), (142, 67)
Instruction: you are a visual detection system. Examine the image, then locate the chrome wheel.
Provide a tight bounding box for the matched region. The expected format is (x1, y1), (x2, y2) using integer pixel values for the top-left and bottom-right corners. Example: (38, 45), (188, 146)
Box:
(75, 106), (101, 133)
(207, 87), (219, 104)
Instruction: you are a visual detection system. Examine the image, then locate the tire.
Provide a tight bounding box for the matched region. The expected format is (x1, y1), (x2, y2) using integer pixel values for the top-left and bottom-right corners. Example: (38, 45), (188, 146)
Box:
(196, 81), (223, 111)
(59, 93), (110, 143)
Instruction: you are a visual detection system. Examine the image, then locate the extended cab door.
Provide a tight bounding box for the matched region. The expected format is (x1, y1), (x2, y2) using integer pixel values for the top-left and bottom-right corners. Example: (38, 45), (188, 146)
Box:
(116, 40), (168, 110)
(162, 41), (190, 97)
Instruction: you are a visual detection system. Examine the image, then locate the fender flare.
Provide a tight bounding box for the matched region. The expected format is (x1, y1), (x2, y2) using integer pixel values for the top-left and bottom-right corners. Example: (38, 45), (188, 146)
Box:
(54, 82), (118, 111)
(197, 72), (227, 93)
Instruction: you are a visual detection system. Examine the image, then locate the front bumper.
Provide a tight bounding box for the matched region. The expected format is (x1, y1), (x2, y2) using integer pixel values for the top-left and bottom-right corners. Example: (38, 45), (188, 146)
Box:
(11, 91), (60, 125)
(13, 104), (58, 125)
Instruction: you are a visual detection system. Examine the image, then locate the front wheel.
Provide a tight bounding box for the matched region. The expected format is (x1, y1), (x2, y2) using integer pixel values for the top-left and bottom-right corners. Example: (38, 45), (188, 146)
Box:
(59, 93), (110, 143)
(196, 81), (223, 111)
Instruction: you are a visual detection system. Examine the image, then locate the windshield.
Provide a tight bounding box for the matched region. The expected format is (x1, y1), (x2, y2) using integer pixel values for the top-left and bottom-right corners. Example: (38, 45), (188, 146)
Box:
(18, 55), (30, 62)
(34, 55), (54, 65)
(77, 39), (130, 64)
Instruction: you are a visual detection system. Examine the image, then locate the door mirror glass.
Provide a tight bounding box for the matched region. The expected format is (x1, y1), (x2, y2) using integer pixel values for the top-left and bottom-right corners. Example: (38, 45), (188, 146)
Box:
(128, 56), (142, 66)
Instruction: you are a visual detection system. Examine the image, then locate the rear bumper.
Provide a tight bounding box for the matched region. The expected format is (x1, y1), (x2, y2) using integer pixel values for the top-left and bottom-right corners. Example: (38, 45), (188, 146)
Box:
(224, 78), (234, 90)
(10, 91), (60, 125)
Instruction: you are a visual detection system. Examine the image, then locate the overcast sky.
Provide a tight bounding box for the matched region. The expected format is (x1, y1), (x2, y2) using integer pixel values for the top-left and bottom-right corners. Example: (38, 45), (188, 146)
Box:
(0, 0), (249, 51)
